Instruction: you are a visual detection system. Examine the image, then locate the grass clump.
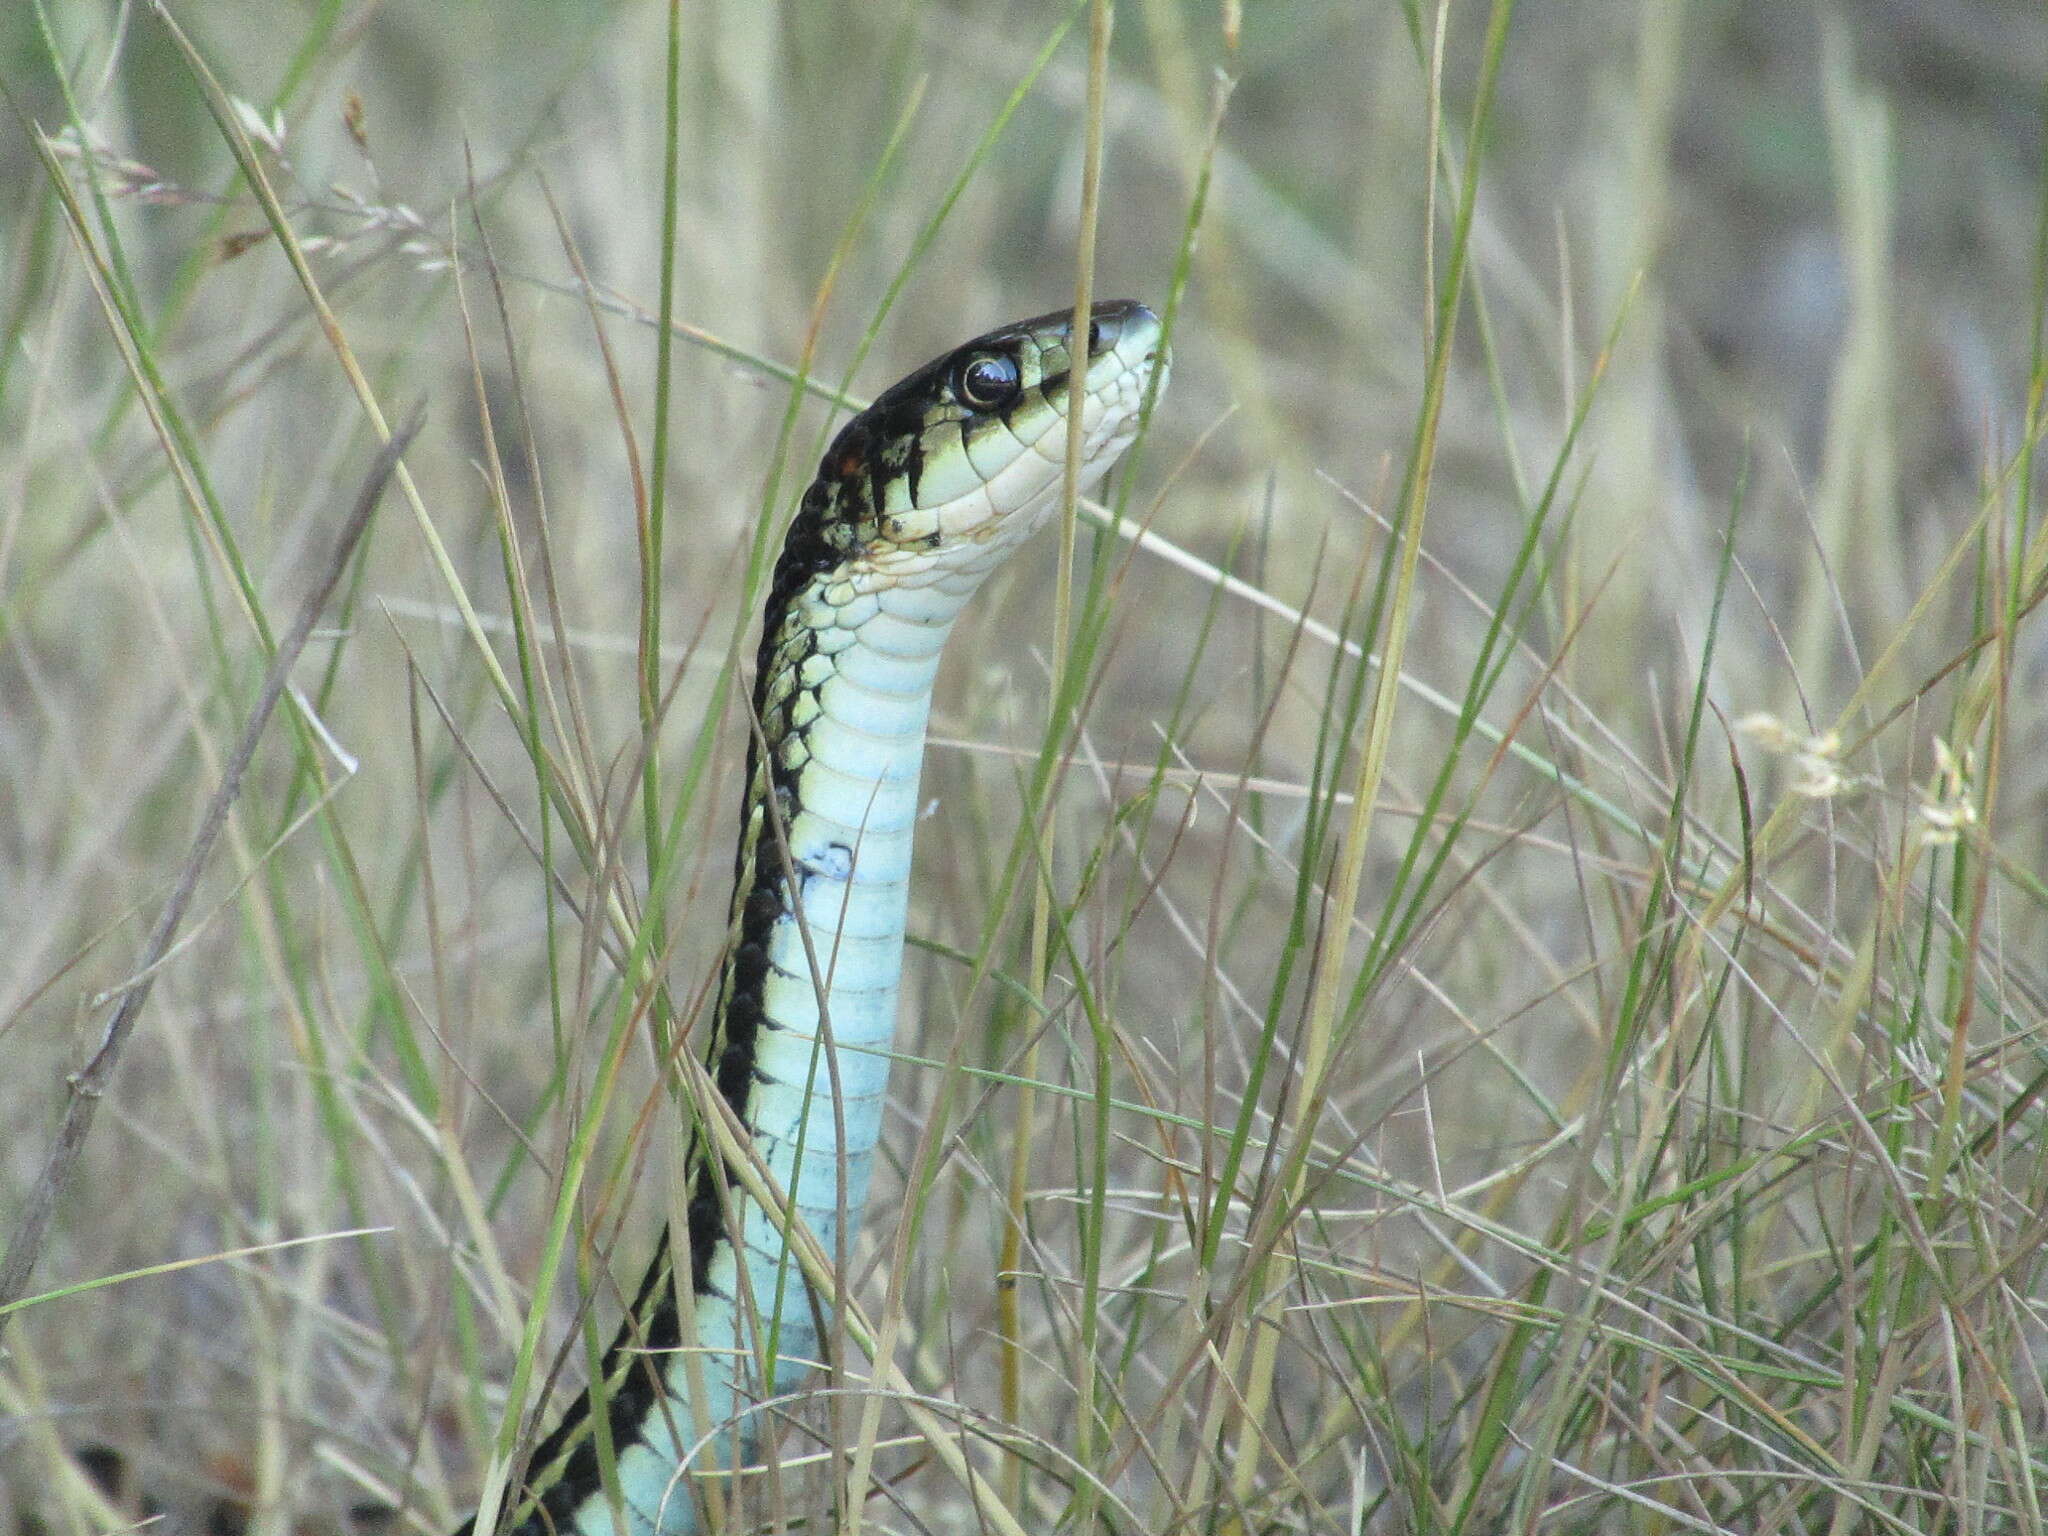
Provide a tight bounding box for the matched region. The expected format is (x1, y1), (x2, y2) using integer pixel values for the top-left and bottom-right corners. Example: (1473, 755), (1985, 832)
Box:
(3, 4), (2046, 1533)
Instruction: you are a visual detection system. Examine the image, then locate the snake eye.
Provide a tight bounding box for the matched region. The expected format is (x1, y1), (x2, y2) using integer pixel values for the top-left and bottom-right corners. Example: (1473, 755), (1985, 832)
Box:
(1087, 319), (1102, 353)
(952, 352), (1022, 412)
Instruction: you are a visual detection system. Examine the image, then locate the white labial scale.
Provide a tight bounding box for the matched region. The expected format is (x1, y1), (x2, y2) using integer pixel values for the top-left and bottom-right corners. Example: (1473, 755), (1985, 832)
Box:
(960, 424), (1018, 485)
(908, 436), (986, 508)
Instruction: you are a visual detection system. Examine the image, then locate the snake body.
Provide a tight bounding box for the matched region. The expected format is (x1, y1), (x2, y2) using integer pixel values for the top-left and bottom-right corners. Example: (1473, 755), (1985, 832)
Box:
(478, 302), (1166, 1535)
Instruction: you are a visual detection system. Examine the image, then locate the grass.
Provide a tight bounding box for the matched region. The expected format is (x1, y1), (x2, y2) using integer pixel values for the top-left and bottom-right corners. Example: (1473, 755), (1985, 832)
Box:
(5, 2), (2048, 1533)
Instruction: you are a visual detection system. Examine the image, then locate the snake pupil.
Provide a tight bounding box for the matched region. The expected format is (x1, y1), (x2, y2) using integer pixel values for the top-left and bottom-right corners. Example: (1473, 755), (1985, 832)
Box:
(954, 352), (1022, 411)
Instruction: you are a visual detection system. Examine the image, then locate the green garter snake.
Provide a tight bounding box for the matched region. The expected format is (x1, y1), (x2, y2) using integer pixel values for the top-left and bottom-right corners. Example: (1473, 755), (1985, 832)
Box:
(470, 301), (1167, 1536)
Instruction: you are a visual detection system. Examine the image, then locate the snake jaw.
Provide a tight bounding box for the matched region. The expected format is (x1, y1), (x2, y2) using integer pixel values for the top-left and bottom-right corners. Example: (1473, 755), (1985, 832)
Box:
(855, 299), (1166, 571)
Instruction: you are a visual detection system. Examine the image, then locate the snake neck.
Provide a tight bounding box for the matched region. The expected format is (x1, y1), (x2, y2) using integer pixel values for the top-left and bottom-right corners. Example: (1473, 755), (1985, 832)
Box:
(497, 488), (988, 1536)
(700, 487), (910, 1263)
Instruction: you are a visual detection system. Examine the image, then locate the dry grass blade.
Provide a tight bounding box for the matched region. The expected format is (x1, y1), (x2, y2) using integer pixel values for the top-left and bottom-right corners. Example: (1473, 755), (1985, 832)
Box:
(0, 410), (423, 1325)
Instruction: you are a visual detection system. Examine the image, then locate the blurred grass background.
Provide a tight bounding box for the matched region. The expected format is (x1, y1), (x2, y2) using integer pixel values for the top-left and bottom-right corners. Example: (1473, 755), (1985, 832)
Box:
(4, 2), (2047, 1533)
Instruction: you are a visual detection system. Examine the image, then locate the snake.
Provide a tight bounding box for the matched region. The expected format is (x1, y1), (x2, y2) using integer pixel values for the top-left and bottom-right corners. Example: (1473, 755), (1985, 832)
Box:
(467, 300), (1168, 1536)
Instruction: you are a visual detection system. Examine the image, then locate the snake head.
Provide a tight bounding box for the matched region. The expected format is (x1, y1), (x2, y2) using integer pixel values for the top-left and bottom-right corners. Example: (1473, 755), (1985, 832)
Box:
(797, 300), (1168, 584)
